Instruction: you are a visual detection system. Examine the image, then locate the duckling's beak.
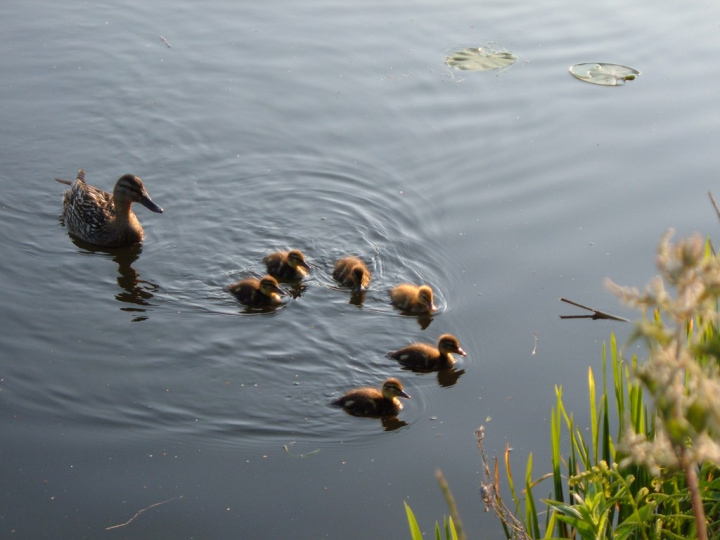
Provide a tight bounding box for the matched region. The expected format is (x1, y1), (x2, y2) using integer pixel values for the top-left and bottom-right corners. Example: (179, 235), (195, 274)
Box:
(399, 389), (411, 399)
(456, 347), (467, 357)
(140, 194), (164, 214)
(300, 260), (312, 270)
(429, 302), (438, 312)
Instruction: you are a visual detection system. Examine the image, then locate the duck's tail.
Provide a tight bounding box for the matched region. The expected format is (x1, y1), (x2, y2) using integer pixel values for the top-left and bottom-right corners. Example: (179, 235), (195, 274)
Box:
(55, 169), (85, 186)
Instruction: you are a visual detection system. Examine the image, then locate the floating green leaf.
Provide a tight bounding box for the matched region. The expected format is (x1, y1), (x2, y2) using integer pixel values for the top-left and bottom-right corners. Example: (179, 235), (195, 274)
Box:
(569, 63), (640, 86)
(445, 46), (517, 72)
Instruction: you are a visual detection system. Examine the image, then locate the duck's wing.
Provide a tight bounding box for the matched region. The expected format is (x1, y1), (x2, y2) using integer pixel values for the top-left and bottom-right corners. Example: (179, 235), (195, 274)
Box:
(389, 343), (428, 361)
(64, 181), (115, 234)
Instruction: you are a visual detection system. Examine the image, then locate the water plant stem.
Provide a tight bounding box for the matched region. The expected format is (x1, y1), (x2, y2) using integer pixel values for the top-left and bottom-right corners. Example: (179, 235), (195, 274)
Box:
(682, 450), (708, 540)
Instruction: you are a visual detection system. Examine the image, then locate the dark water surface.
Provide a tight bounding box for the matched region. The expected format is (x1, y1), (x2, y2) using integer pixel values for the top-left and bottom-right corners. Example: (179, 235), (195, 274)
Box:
(3, 0), (720, 538)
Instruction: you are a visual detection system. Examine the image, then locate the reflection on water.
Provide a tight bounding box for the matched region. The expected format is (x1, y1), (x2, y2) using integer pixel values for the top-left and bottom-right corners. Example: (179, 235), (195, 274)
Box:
(69, 238), (159, 322)
(284, 281), (308, 300)
(348, 290), (367, 306)
(393, 357), (466, 387)
(380, 416), (409, 431)
(235, 301), (288, 315)
(334, 406), (410, 431)
(436, 367), (466, 388)
(410, 313), (434, 330)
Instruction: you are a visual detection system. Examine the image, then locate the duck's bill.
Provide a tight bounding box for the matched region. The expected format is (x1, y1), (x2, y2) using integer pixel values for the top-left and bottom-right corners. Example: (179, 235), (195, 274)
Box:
(399, 390), (411, 399)
(457, 348), (467, 357)
(141, 195), (164, 213)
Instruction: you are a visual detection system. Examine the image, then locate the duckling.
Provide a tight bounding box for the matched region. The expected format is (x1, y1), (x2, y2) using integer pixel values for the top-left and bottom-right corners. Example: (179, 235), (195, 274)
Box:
(388, 334), (466, 370)
(56, 169), (163, 247)
(333, 256), (371, 291)
(332, 377), (410, 417)
(390, 283), (437, 314)
(263, 249), (311, 280)
(226, 275), (283, 306)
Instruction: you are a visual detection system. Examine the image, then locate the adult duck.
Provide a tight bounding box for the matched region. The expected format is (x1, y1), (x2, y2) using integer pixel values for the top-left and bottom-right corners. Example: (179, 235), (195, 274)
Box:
(56, 169), (163, 247)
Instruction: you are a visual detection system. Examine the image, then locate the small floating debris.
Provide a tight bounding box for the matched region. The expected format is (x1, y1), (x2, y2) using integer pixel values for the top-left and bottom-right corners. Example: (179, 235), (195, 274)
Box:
(445, 46), (517, 72)
(283, 441), (320, 458)
(569, 63), (639, 86)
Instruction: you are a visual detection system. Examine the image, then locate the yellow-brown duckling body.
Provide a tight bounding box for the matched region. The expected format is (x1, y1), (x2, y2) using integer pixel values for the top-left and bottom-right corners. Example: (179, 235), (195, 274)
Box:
(263, 249), (311, 280)
(390, 284), (437, 314)
(226, 275), (283, 306)
(56, 169), (163, 247)
(333, 256), (371, 291)
(388, 334), (466, 370)
(332, 377), (410, 417)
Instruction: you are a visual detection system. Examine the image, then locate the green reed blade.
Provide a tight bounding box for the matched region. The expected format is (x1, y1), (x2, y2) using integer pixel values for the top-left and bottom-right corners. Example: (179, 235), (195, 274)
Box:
(525, 453), (540, 538)
(589, 366), (598, 465)
(404, 501), (423, 540)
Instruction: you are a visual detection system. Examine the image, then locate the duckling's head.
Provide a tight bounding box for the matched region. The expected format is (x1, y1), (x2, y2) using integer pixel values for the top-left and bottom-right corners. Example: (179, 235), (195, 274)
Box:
(351, 266), (369, 291)
(382, 377), (411, 400)
(418, 285), (437, 312)
(287, 250), (311, 271)
(114, 174), (163, 213)
(438, 334), (467, 356)
(259, 275), (283, 298)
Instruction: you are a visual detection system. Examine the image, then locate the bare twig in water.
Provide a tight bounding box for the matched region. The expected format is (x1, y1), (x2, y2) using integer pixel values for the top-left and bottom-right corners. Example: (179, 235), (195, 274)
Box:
(159, 36), (172, 48)
(559, 297), (628, 322)
(105, 496), (183, 530)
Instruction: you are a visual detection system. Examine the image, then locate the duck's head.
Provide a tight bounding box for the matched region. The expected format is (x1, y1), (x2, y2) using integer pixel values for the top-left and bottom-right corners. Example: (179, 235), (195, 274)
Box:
(418, 285), (437, 312)
(287, 250), (311, 271)
(114, 174), (163, 213)
(382, 377), (411, 400)
(438, 334), (467, 356)
(259, 275), (283, 297)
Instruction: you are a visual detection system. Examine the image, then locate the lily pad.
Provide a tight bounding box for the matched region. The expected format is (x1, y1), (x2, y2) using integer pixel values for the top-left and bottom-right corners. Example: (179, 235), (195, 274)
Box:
(445, 46), (517, 72)
(569, 63), (640, 86)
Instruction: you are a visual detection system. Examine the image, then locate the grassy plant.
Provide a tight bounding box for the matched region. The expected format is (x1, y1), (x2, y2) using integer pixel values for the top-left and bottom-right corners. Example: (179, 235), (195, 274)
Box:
(605, 232), (720, 539)
(498, 231), (720, 539)
(404, 501), (459, 540)
(404, 470), (465, 540)
(488, 337), (719, 539)
(408, 231), (720, 539)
